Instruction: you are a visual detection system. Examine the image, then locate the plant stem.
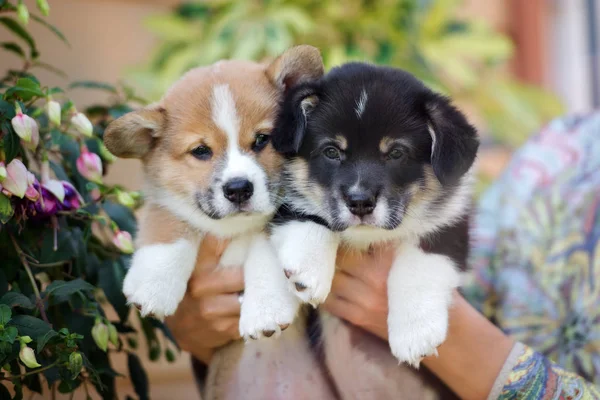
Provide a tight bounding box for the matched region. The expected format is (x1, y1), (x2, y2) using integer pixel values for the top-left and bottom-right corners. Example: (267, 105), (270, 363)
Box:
(9, 234), (50, 324)
(1, 362), (59, 381)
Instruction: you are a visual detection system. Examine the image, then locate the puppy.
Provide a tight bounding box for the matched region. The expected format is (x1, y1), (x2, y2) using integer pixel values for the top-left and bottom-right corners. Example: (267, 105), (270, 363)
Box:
(103, 46), (324, 340)
(269, 62), (479, 366)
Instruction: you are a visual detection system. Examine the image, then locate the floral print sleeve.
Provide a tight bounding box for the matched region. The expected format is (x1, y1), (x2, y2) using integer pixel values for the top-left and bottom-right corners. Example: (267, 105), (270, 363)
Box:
(462, 112), (600, 399)
(488, 342), (600, 399)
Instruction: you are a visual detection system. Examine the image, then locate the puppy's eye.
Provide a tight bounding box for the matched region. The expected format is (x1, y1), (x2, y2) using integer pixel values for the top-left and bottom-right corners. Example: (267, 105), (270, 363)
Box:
(191, 145), (212, 160)
(387, 148), (406, 161)
(323, 146), (342, 160)
(252, 133), (270, 152)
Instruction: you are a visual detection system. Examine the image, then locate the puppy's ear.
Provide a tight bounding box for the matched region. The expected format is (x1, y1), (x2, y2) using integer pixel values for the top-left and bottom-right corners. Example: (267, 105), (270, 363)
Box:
(272, 85), (319, 155)
(104, 105), (166, 159)
(266, 45), (324, 92)
(425, 94), (479, 185)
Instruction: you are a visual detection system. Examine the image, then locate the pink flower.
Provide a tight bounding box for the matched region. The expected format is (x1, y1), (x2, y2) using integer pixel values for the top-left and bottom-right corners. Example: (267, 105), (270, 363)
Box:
(11, 110), (39, 150)
(76, 147), (103, 184)
(24, 171), (39, 201)
(71, 112), (93, 137)
(112, 230), (134, 254)
(2, 159), (29, 198)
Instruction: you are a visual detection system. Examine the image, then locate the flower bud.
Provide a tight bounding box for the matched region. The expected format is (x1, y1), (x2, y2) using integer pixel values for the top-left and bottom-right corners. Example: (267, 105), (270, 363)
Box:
(19, 336), (33, 344)
(36, 0), (50, 16)
(112, 230), (134, 254)
(44, 180), (66, 203)
(45, 100), (61, 126)
(116, 191), (135, 208)
(19, 346), (41, 369)
(11, 110), (39, 148)
(165, 349), (176, 363)
(25, 171), (39, 201)
(68, 351), (83, 378)
(71, 112), (93, 137)
(0, 163), (6, 182)
(76, 148), (103, 184)
(2, 159), (29, 198)
(108, 323), (119, 346)
(91, 322), (109, 352)
(98, 142), (116, 163)
(17, 0), (29, 25)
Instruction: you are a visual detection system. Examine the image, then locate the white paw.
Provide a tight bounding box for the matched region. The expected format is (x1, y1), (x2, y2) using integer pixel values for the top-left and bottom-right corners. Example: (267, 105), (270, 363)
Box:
(122, 239), (199, 319)
(239, 288), (300, 340)
(270, 221), (339, 306)
(387, 300), (449, 368)
(122, 266), (186, 320)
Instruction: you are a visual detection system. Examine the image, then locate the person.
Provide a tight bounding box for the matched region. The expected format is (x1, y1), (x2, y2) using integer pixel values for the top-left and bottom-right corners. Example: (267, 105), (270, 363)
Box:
(166, 112), (600, 399)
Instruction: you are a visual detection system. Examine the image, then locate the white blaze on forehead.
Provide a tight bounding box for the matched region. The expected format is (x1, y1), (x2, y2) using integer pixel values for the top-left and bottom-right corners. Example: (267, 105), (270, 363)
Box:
(209, 84), (272, 214)
(211, 84), (240, 145)
(355, 88), (368, 118)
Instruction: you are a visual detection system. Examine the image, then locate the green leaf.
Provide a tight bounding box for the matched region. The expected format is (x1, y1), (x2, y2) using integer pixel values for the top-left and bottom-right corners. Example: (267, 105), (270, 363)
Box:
(0, 99), (15, 118)
(45, 279), (95, 303)
(69, 80), (117, 93)
(30, 14), (70, 48)
(8, 315), (51, 341)
(0, 41), (25, 58)
(0, 292), (34, 309)
(0, 326), (18, 343)
(1, 121), (21, 163)
(32, 61), (68, 79)
(98, 261), (128, 322)
(23, 372), (42, 394)
(0, 17), (38, 59)
(127, 353), (149, 400)
(0, 304), (11, 325)
(0, 193), (14, 224)
(36, 329), (58, 353)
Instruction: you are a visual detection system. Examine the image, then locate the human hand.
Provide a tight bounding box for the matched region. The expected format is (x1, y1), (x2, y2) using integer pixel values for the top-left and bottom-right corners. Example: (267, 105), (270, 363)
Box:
(165, 235), (243, 364)
(322, 245), (395, 339)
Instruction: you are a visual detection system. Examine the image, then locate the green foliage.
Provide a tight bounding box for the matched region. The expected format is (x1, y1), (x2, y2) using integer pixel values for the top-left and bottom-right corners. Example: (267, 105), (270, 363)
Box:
(0, 1), (176, 398)
(130, 0), (563, 147)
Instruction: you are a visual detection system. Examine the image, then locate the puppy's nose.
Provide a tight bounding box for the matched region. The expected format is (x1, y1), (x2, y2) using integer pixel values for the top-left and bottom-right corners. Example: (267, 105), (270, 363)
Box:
(223, 178), (253, 204)
(345, 192), (376, 216)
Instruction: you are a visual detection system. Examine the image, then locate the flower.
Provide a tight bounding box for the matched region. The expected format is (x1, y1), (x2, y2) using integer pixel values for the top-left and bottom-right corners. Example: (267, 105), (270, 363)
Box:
(25, 172), (39, 201)
(108, 323), (119, 346)
(19, 346), (41, 369)
(36, 0), (50, 16)
(45, 100), (61, 126)
(112, 230), (134, 254)
(16, 0), (29, 25)
(71, 112), (93, 137)
(11, 109), (39, 150)
(76, 147), (103, 184)
(68, 352), (82, 378)
(29, 180), (83, 219)
(91, 321), (109, 352)
(116, 191), (135, 208)
(2, 159), (29, 198)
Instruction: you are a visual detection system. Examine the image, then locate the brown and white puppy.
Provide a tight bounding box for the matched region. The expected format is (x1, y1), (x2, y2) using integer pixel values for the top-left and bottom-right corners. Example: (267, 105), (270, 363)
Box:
(103, 46), (324, 340)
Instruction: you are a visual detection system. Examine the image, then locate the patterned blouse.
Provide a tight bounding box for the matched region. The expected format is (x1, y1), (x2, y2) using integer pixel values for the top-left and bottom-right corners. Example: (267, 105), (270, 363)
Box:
(464, 112), (600, 399)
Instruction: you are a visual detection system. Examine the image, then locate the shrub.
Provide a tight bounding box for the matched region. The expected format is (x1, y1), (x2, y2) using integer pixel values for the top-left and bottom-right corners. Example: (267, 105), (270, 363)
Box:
(0, 1), (174, 398)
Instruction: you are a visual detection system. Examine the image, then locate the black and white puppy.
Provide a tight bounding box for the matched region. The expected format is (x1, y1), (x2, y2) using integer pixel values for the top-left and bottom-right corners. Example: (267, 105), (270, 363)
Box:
(269, 62), (479, 366)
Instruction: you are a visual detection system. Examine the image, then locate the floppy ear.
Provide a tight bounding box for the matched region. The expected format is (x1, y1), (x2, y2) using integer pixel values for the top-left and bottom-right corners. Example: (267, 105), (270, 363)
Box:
(425, 94), (479, 185)
(271, 85), (319, 155)
(104, 105), (166, 159)
(266, 45), (324, 92)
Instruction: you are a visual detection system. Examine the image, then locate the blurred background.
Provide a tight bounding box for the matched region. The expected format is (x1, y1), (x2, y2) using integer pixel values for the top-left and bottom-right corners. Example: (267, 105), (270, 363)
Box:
(1, 0), (598, 398)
